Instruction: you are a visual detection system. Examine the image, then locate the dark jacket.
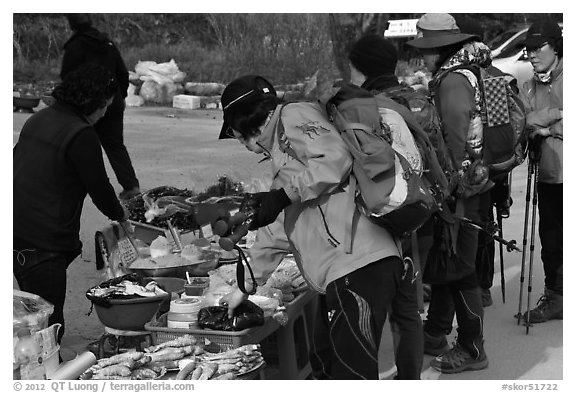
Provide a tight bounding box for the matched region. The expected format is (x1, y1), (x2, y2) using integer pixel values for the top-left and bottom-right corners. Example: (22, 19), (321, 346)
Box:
(361, 74), (400, 93)
(61, 27), (129, 114)
(13, 102), (125, 252)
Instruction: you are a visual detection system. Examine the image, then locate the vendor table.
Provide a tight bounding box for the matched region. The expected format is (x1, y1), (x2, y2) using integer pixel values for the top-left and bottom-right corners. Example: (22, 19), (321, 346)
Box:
(152, 290), (318, 380)
(262, 289), (317, 379)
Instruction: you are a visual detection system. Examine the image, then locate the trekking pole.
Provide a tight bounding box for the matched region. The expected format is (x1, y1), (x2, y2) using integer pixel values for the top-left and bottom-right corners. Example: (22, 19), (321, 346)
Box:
(501, 172), (513, 303)
(515, 159), (534, 324)
(525, 141), (542, 334)
(454, 216), (520, 252)
(497, 207), (506, 303)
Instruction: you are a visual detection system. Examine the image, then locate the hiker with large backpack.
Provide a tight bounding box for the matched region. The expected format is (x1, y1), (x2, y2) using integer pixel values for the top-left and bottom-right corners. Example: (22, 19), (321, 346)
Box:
(348, 35), (454, 313)
(407, 13), (494, 374)
(217, 75), (422, 379)
(455, 15), (519, 308)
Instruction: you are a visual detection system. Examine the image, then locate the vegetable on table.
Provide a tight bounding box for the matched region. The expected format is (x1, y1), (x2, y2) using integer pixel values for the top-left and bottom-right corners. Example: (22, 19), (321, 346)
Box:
(145, 335), (197, 353)
(93, 364), (132, 379)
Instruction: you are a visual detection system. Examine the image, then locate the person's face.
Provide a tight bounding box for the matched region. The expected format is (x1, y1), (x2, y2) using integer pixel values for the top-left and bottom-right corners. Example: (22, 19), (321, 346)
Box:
(526, 42), (558, 73)
(227, 110), (274, 154)
(420, 48), (441, 73)
(230, 129), (264, 154)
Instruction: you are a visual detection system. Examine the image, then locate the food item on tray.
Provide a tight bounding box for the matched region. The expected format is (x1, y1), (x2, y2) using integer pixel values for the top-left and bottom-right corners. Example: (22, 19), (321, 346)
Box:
(81, 340), (204, 380)
(130, 254), (189, 269)
(199, 362), (219, 380)
(175, 344), (264, 380)
(149, 236), (172, 258)
(145, 334), (198, 353)
(181, 244), (220, 265)
(80, 351), (165, 380)
(93, 364), (132, 378)
(125, 186), (196, 230)
(128, 238), (221, 270)
(147, 347), (188, 363)
(87, 278), (167, 299)
(125, 179), (245, 231)
(175, 360), (198, 380)
(130, 367), (159, 380)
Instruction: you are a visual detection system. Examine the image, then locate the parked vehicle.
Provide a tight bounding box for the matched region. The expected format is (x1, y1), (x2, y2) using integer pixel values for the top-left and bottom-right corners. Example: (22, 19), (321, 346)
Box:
(491, 49), (534, 87)
(488, 26), (529, 59)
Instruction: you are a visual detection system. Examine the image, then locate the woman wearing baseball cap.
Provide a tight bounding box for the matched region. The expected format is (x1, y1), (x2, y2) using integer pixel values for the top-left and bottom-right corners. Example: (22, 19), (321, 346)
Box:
(406, 13), (491, 374)
(519, 19), (563, 323)
(218, 75), (419, 379)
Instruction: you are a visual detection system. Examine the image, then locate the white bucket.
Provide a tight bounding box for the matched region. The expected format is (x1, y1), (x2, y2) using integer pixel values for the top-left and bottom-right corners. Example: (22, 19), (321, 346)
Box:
(44, 345), (60, 379)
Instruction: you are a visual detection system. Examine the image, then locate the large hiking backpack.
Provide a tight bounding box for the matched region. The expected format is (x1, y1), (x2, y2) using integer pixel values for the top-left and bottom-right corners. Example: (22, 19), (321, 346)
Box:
(381, 85), (458, 193)
(323, 83), (436, 238)
(436, 65), (527, 180)
(374, 92), (454, 203)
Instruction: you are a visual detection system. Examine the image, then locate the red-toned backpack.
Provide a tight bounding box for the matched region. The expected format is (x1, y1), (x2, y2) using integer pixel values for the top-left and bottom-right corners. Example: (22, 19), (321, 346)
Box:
(323, 83), (436, 239)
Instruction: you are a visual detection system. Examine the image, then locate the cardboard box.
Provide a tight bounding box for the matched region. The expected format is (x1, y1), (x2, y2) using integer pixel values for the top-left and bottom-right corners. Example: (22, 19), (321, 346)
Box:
(172, 94), (201, 109)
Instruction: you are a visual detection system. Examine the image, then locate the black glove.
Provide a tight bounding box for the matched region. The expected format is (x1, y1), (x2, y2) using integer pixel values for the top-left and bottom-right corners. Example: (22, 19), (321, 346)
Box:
(491, 179), (512, 217)
(248, 188), (292, 230)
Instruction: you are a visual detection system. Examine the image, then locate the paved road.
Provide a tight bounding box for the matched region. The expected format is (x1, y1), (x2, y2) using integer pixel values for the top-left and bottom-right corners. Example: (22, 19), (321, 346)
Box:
(11, 104), (564, 381)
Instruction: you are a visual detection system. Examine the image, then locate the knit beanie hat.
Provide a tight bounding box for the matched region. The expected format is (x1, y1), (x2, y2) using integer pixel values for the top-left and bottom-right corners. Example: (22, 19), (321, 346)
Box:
(348, 35), (398, 77)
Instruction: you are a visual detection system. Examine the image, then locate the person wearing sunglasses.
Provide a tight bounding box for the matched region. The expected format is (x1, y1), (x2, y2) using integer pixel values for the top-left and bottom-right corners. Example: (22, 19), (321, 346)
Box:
(217, 75), (417, 379)
(519, 19), (563, 324)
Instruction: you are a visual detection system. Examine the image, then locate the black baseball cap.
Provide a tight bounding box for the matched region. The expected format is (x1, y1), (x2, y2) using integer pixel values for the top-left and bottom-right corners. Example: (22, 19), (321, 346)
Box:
(523, 19), (562, 48)
(218, 75), (277, 139)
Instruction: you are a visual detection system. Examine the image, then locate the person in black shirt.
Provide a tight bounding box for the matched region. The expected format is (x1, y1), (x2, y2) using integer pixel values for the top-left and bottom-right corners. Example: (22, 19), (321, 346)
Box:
(13, 63), (128, 343)
(61, 13), (140, 200)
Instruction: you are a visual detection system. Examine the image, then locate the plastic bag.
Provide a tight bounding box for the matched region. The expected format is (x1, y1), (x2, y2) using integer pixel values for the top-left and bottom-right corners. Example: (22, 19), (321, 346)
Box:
(13, 290), (54, 334)
(197, 300), (264, 331)
(85, 273), (168, 306)
(135, 60), (186, 85)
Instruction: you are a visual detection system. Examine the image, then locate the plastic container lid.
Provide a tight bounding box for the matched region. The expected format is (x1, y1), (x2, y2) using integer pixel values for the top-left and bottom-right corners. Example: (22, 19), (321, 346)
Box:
(169, 298), (204, 314)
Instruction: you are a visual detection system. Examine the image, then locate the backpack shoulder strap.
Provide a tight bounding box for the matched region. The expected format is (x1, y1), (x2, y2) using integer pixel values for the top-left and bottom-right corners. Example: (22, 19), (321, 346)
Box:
(344, 174), (359, 254)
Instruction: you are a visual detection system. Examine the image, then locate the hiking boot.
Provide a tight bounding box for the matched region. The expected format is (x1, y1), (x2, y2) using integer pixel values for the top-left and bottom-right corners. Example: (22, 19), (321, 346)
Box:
(482, 288), (493, 307)
(523, 289), (563, 323)
(119, 187), (141, 201)
(424, 330), (449, 356)
(430, 343), (489, 374)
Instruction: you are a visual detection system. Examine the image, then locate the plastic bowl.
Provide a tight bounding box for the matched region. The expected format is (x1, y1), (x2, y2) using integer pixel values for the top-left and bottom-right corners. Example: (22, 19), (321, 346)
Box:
(14, 96), (40, 112)
(86, 292), (170, 331)
(149, 276), (186, 295)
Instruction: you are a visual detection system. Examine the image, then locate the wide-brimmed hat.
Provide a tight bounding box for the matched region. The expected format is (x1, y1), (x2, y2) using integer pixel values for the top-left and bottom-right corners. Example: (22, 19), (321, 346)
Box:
(407, 13), (479, 49)
(522, 19), (562, 48)
(218, 75), (276, 139)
